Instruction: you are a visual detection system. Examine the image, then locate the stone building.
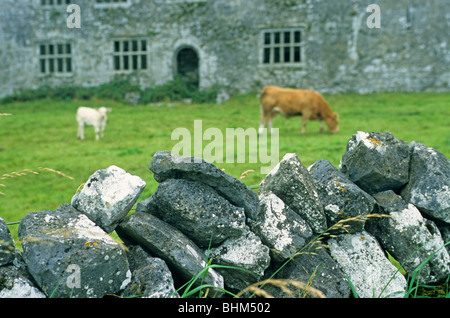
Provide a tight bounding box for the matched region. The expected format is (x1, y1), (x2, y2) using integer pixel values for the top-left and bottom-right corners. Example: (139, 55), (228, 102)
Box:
(0, 0), (449, 100)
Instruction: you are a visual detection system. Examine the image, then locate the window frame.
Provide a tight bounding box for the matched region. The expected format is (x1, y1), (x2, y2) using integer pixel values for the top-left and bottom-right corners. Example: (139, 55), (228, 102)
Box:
(112, 38), (149, 73)
(40, 0), (71, 7)
(38, 42), (73, 76)
(94, 0), (132, 9)
(260, 28), (305, 67)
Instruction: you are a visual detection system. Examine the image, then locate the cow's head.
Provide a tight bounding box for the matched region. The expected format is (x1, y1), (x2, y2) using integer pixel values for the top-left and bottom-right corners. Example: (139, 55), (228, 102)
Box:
(329, 113), (339, 134)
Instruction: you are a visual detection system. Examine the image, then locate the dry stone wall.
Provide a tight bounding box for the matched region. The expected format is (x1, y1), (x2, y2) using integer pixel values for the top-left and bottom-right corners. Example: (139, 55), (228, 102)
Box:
(0, 131), (449, 298)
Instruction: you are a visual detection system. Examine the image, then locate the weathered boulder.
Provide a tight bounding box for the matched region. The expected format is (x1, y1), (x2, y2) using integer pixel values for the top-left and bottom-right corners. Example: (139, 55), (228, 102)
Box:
(135, 194), (158, 214)
(116, 212), (224, 297)
(441, 226), (450, 255)
(149, 178), (246, 248)
(0, 251), (46, 298)
(208, 228), (271, 292)
(400, 141), (450, 224)
(371, 190), (410, 214)
(18, 203), (131, 298)
(339, 131), (410, 195)
(248, 191), (313, 262)
(308, 159), (376, 233)
(259, 153), (327, 234)
(0, 216), (15, 266)
(122, 245), (179, 298)
(149, 151), (259, 220)
(71, 165), (146, 233)
(366, 191), (450, 284)
(328, 231), (407, 298)
(266, 248), (351, 298)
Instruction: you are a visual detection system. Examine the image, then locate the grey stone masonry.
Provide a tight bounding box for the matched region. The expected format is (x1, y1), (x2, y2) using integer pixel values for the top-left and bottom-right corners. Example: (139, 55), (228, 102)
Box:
(1, 0), (449, 99)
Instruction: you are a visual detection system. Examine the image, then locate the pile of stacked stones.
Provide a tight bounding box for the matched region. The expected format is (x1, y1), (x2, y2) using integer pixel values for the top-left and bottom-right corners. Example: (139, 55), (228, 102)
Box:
(0, 131), (449, 298)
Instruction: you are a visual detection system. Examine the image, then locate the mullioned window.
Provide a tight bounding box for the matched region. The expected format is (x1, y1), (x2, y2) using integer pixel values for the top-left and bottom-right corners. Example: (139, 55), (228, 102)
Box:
(113, 39), (148, 72)
(39, 43), (72, 75)
(261, 28), (304, 66)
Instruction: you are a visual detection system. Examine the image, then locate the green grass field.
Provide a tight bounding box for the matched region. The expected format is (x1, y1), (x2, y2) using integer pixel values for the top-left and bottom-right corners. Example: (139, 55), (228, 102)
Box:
(1, 92), (449, 245)
(1, 91), (449, 298)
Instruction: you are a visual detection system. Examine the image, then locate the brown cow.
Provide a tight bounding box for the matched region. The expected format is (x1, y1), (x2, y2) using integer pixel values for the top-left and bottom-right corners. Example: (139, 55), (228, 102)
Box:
(259, 85), (339, 135)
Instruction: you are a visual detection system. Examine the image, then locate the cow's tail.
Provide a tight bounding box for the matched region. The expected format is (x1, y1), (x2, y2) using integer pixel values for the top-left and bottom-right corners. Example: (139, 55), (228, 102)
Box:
(260, 86), (269, 100)
(259, 86), (269, 115)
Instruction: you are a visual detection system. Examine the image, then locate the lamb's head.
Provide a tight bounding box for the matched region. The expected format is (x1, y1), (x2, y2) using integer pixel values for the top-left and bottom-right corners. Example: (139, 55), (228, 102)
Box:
(98, 107), (112, 115)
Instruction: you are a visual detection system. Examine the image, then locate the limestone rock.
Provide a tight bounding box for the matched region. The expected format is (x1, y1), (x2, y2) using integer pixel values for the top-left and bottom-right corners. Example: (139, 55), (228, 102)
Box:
(149, 151), (259, 220)
(0, 251), (46, 298)
(266, 248), (351, 298)
(0, 216), (15, 266)
(259, 153), (326, 234)
(149, 178), (246, 248)
(366, 191), (450, 284)
(400, 141), (450, 224)
(71, 165), (146, 233)
(208, 228), (271, 292)
(18, 204), (131, 298)
(248, 191), (313, 262)
(340, 131), (410, 195)
(122, 245), (179, 298)
(328, 231), (407, 298)
(116, 212), (224, 297)
(309, 159), (376, 233)
(440, 225), (450, 255)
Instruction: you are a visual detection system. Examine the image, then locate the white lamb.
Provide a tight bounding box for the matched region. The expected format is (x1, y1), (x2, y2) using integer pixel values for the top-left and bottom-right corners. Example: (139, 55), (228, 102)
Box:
(76, 106), (112, 140)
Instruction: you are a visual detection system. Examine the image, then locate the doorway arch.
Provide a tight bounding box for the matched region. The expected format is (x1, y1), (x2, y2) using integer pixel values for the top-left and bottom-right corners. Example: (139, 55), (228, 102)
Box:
(175, 46), (199, 89)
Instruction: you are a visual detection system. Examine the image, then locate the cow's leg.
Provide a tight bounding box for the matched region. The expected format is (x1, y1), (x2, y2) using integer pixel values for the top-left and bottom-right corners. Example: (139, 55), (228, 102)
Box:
(260, 116), (275, 136)
(319, 121), (324, 133)
(259, 111), (273, 136)
(258, 119), (267, 136)
(301, 115), (309, 134)
(268, 118), (274, 135)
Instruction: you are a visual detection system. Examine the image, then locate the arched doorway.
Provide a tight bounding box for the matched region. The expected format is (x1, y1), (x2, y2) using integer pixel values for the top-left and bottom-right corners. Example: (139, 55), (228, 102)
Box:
(175, 47), (199, 90)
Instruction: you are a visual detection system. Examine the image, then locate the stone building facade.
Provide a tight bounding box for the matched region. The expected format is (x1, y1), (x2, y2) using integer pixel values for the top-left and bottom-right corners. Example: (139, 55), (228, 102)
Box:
(0, 0), (449, 100)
